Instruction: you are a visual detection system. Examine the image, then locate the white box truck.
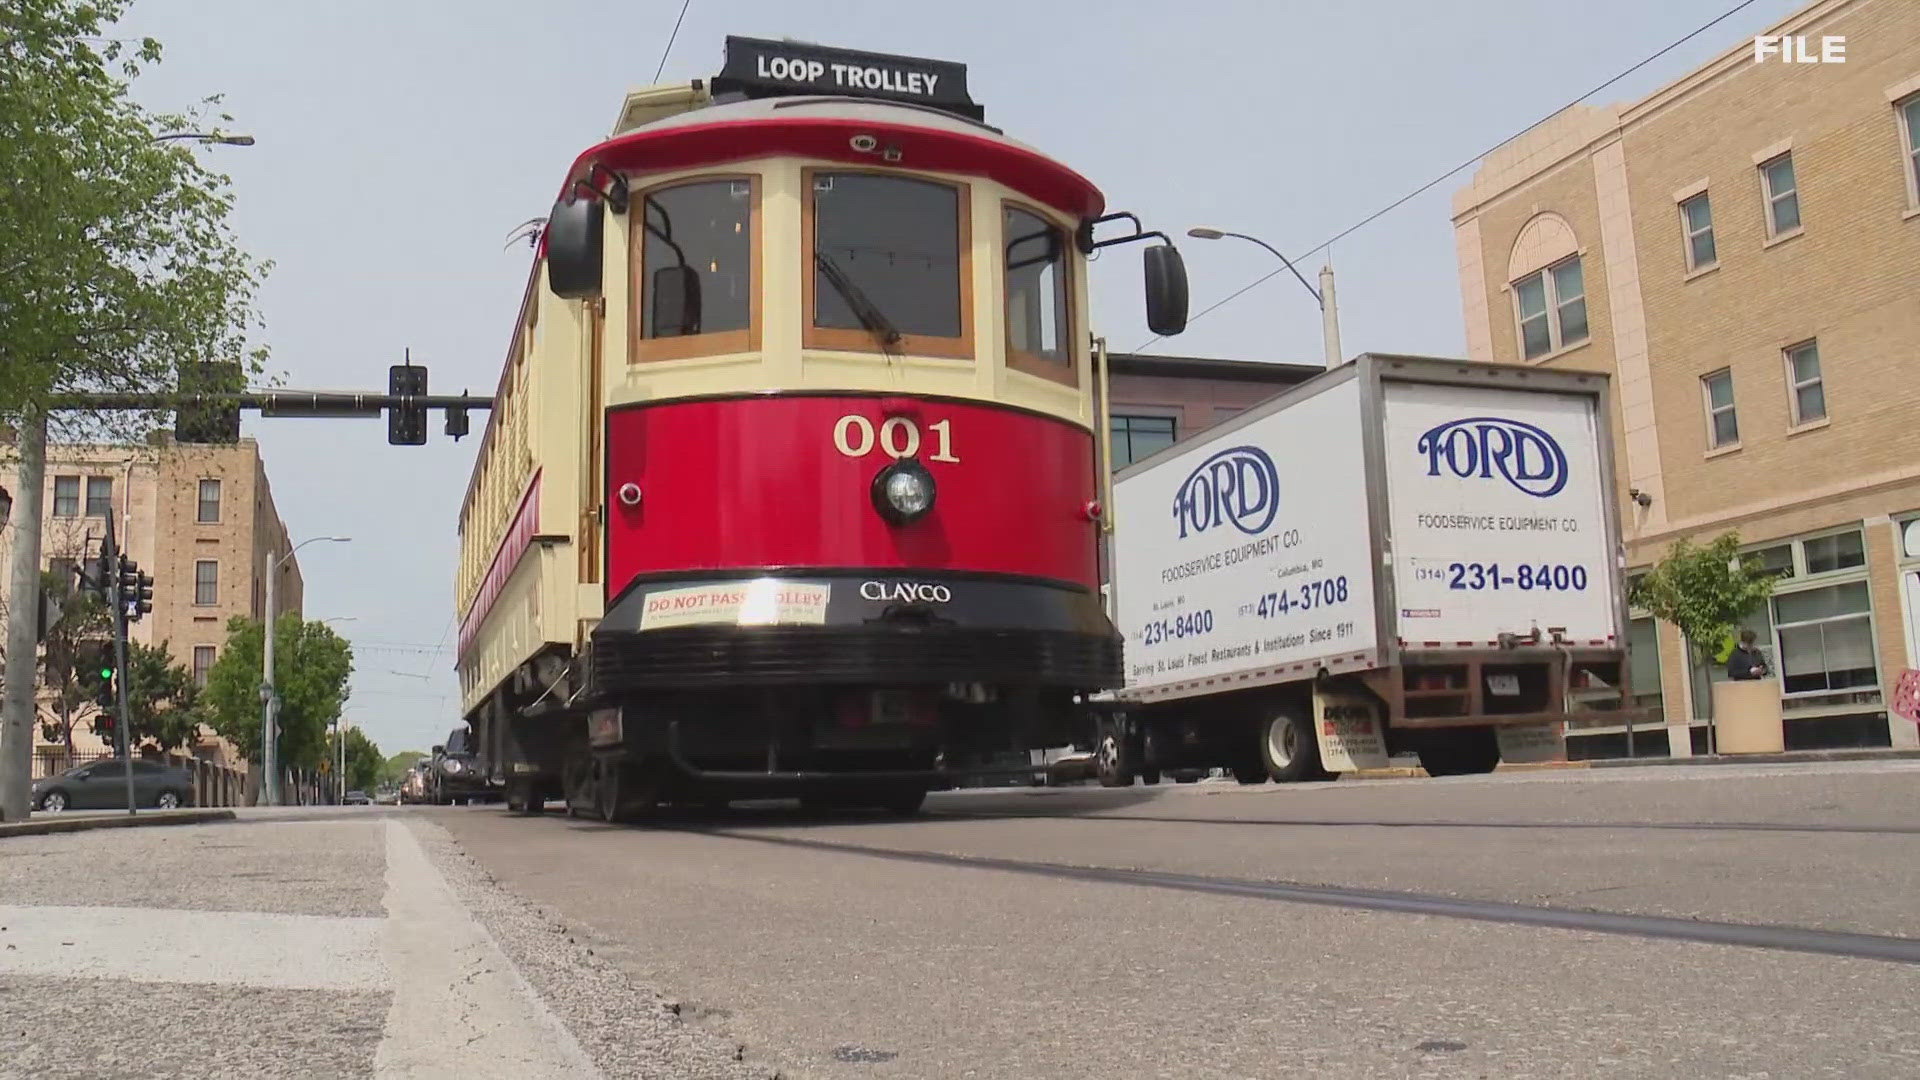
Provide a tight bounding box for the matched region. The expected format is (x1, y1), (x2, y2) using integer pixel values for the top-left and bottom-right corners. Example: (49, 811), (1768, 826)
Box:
(1093, 353), (1655, 785)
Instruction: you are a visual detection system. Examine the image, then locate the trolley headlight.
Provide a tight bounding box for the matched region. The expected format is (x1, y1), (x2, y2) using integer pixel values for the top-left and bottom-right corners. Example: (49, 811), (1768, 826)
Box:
(871, 459), (936, 524)
(443, 759), (463, 774)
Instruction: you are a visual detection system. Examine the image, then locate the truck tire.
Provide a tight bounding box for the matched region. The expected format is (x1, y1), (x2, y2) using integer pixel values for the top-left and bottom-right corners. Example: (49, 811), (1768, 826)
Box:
(1095, 722), (1136, 787)
(1231, 765), (1267, 785)
(1416, 728), (1501, 777)
(1259, 710), (1325, 783)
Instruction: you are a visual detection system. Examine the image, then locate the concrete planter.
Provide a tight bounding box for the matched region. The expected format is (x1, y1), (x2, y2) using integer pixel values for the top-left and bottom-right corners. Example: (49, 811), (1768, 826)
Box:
(1712, 679), (1785, 754)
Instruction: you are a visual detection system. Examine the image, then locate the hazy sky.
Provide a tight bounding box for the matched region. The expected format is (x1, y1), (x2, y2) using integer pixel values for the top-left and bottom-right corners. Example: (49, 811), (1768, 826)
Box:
(106, 0), (1805, 755)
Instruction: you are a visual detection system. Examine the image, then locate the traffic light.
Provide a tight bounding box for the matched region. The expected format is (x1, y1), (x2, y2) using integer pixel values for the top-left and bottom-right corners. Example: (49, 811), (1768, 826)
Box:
(388, 363), (428, 445)
(85, 644), (117, 709)
(115, 557), (153, 622)
(174, 360), (244, 444)
(115, 556), (154, 622)
(86, 551), (113, 601)
(444, 404), (469, 441)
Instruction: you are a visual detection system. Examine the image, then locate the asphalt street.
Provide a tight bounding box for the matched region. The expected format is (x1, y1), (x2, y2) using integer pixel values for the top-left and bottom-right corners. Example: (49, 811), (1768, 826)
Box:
(431, 761), (1920, 1079)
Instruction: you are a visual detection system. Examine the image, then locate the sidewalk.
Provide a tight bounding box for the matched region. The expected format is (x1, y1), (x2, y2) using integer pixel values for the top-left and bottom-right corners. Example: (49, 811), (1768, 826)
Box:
(0, 808), (770, 1079)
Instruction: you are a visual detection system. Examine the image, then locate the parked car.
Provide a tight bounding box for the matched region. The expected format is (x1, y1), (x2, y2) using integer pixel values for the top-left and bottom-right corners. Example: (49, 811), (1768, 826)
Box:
(33, 759), (194, 812)
(374, 789), (401, 805)
(343, 790), (372, 806)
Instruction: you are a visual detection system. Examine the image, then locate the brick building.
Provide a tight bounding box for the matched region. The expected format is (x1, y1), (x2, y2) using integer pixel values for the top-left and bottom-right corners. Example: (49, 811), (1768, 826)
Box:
(1450, 0), (1920, 754)
(0, 434), (303, 765)
(1105, 353), (1321, 467)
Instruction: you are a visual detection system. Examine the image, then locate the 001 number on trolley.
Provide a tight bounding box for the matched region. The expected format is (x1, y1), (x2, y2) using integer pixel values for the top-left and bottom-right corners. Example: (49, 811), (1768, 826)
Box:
(832, 414), (960, 462)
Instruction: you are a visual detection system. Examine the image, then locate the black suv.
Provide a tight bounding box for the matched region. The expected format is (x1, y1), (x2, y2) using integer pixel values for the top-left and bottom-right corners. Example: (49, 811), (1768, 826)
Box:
(429, 727), (499, 804)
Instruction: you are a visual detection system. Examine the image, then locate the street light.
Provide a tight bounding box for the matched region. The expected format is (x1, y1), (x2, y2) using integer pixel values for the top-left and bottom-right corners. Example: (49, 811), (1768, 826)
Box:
(1187, 227), (1345, 369)
(261, 536), (349, 805)
(151, 131), (256, 146)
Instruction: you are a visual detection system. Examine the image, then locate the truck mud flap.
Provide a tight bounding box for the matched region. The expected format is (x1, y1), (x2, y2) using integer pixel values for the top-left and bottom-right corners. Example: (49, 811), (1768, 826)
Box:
(1494, 722), (1567, 763)
(1312, 686), (1390, 772)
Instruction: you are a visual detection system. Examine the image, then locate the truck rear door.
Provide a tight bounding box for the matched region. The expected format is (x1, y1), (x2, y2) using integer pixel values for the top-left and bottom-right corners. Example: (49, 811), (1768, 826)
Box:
(1379, 380), (1619, 649)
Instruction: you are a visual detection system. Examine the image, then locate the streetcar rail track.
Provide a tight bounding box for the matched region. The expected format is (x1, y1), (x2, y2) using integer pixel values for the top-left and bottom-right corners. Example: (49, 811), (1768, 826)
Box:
(691, 828), (1920, 966)
(925, 810), (1920, 836)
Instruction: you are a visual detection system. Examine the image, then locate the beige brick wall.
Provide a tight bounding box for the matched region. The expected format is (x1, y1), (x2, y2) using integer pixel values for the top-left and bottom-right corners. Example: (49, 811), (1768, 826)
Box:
(1454, 0), (1920, 746)
(0, 436), (300, 762)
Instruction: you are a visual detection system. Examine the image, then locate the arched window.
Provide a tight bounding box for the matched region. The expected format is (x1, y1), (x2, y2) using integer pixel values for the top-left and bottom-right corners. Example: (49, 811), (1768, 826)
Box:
(1507, 214), (1588, 361)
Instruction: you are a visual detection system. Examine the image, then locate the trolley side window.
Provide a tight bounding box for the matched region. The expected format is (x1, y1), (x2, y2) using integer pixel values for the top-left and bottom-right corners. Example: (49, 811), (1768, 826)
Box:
(633, 176), (759, 362)
(1003, 202), (1073, 386)
(804, 171), (974, 359)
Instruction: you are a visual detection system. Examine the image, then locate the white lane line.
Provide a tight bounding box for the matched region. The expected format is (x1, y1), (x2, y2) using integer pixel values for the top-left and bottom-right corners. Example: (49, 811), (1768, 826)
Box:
(0, 904), (383, 990)
(372, 818), (601, 1079)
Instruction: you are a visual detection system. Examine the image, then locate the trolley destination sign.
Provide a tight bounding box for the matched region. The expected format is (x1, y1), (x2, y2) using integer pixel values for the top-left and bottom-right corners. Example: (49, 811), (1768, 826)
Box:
(710, 35), (983, 119)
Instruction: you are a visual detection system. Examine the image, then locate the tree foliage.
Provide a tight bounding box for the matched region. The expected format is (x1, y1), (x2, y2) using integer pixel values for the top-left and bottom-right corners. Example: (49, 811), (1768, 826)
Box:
(1629, 532), (1780, 664)
(0, 0), (269, 433)
(112, 639), (203, 752)
(36, 568), (111, 751)
(200, 615), (353, 768)
(330, 726), (384, 793)
(378, 750), (428, 788)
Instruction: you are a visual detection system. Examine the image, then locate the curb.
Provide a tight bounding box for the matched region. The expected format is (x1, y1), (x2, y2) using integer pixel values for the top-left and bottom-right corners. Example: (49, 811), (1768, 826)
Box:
(1588, 748), (1920, 769)
(1349, 760), (1593, 780)
(0, 808), (236, 838)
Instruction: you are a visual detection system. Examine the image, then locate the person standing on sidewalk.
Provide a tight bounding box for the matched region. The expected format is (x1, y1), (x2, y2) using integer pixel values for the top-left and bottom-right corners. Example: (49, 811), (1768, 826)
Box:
(1726, 631), (1769, 681)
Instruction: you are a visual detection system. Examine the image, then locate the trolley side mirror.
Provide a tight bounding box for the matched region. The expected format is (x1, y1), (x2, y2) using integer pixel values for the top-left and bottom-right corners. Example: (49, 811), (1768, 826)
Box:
(1143, 244), (1189, 337)
(431, 745), (445, 756)
(650, 265), (703, 337)
(545, 196), (604, 300)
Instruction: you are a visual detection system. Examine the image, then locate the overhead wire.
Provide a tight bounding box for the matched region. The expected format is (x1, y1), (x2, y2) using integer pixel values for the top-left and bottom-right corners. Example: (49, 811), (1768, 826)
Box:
(1129, 0), (1769, 352)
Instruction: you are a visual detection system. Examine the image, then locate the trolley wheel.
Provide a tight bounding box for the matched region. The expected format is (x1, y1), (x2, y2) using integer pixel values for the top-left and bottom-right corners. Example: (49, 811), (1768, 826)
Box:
(597, 761), (659, 824)
(1095, 723), (1135, 788)
(1417, 728), (1501, 777)
(877, 784), (928, 816)
(506, 779), (549, 815)
(1259, 710), (1325, 784)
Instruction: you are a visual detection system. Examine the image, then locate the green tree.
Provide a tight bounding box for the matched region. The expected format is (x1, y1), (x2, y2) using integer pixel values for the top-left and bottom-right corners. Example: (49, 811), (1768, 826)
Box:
(1629, 532), (1781, 677)
(330, 727), (384, 793)
(378, 750), (427, 788)
(1, 0), (269, 430)
(200, 614), (353, 768)
(114, 640), (204, 753)
(36, 569), (111, 753)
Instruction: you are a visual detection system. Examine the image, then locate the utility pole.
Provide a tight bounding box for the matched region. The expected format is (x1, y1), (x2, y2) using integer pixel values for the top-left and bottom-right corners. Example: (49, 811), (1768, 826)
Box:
(0, 412), (48, 821)
(101, 515), (137, 815)
(1319, 265), (1343, 370)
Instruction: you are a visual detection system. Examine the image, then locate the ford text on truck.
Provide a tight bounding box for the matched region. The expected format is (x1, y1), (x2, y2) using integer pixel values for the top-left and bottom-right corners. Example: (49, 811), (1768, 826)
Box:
(1095, 353), (1655, 784)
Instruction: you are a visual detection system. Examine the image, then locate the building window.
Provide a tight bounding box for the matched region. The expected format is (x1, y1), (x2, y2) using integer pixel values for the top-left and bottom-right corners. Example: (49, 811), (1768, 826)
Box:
(194, 560), (218, 606)
(1512, 256), (1587, 360)
(805, 170), (972, 359)
(1110, 415), (1177, 468)
(1760, 153), (1801, 236)
(1680, 192), (1716, 270)
(52, 476), (79, 518)
(1002, 203), (1073, 385)
(47, 557), (76, 594)
(1774, 580), (1876, 696)
(84, 477), (112, 517)
(1899, 95), (1920, 206)
(1702, 369), (1738, 448)
(192, 646), (216, 688)
(1784, 340), (1825, 425)
(632, 176), (758, 362)
(1802, 530), (1866, 575)
(197, 478), (221, 523)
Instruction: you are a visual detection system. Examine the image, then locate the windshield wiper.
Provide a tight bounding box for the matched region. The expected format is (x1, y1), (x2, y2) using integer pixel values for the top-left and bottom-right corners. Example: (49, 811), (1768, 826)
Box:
(814, 251), (903, 355)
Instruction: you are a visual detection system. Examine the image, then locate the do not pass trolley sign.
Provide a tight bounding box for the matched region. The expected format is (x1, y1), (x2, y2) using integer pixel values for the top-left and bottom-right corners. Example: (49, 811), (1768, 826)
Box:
(1892, 669), (1920, 726)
